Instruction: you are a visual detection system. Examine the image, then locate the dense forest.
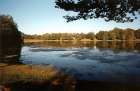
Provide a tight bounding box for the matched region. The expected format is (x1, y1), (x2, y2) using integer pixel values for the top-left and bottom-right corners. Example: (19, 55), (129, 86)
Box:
(24, 28), (140, 41)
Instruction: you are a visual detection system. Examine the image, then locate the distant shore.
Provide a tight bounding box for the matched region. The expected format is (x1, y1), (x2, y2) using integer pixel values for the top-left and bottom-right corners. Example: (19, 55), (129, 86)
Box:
(24, 39), (140, 43)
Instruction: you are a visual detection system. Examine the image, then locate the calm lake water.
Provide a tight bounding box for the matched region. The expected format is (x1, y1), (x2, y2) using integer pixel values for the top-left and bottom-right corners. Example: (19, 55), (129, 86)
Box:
(21, 41), (140, 83)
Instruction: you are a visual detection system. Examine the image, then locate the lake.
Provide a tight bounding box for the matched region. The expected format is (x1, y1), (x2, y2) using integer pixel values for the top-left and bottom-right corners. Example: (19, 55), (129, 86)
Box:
(21, 41), (140, 83)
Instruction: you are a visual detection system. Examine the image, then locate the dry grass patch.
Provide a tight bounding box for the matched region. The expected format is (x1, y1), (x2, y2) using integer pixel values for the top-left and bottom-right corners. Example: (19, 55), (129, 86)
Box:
(0, 64), (63, 84)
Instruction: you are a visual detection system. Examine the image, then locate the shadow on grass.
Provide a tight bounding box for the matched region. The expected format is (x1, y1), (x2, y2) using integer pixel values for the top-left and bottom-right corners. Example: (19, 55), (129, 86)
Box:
(1, 63), (140, 91)
(0, 63), (76, 91)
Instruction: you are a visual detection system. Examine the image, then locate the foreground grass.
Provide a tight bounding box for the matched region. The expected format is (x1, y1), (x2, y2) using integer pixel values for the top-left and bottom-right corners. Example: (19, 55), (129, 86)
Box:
(0, 63), (76, 91)
(1, 63), (140, 91)
(0, 64), (74, 84)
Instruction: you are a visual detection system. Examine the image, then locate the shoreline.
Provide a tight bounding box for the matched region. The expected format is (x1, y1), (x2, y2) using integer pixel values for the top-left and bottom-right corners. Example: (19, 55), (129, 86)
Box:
(24, 39), (140, 43)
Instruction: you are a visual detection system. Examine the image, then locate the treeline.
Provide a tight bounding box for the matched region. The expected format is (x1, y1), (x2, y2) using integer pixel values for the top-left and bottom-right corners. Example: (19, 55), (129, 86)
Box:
(24, 28), (140, 41)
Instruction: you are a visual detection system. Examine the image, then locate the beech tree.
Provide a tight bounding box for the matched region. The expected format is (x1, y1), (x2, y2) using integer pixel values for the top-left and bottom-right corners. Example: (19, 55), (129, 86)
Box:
(55, 0), (140, 22)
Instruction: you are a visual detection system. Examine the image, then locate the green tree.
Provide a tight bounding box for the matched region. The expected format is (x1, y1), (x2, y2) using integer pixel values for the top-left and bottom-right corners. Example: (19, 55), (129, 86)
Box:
(55, 0), (140, 22)
(0, 15), (22, 62)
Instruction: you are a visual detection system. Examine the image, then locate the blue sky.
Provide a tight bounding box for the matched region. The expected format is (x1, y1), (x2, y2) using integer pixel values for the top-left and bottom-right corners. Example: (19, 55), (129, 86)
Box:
(0, 0), (140, 34)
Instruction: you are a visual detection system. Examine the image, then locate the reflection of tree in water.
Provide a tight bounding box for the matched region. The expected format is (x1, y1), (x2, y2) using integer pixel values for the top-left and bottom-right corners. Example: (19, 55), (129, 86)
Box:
(26, 41), (140, 53)
(135, 43), (140, 51)
(96, 41), (140, 52)
(25, 41), (96, 48)
(0, 15), (22, 63)
(60, 41), (140, 64)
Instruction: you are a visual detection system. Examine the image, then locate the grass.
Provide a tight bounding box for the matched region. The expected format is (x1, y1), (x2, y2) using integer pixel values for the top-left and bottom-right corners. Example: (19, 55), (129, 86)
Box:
(0, 63), (76, 91)
(1, 63), (140, 91)
(0, 64), (69, 84)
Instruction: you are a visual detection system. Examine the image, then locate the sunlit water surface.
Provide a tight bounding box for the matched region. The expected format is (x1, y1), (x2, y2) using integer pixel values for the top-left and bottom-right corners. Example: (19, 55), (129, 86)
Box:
(21, 41), (140, 83)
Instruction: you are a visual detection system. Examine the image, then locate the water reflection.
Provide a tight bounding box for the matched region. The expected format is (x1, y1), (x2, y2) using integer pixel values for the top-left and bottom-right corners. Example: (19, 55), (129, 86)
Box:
(25, 41), (140, 52)
(0, 38), (22, 63)
(0, 45), (21, 63)
(96, 41), (140, 52)
(25, 41), (96, 48)
(22, 41), (140, 83)
(1, 41), (140, 91)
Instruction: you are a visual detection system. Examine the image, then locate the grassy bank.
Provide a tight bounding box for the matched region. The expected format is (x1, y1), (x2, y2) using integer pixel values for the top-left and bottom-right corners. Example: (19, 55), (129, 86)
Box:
(0, 64), (59, 84)
(1, 63), (140, 91)
(0, 63), (75, 91)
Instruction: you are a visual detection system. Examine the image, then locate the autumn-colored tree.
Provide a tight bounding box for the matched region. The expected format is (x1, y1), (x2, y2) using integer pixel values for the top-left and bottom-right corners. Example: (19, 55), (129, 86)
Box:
(135, 29), (140, 39)
(85, 32), (95, 40)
